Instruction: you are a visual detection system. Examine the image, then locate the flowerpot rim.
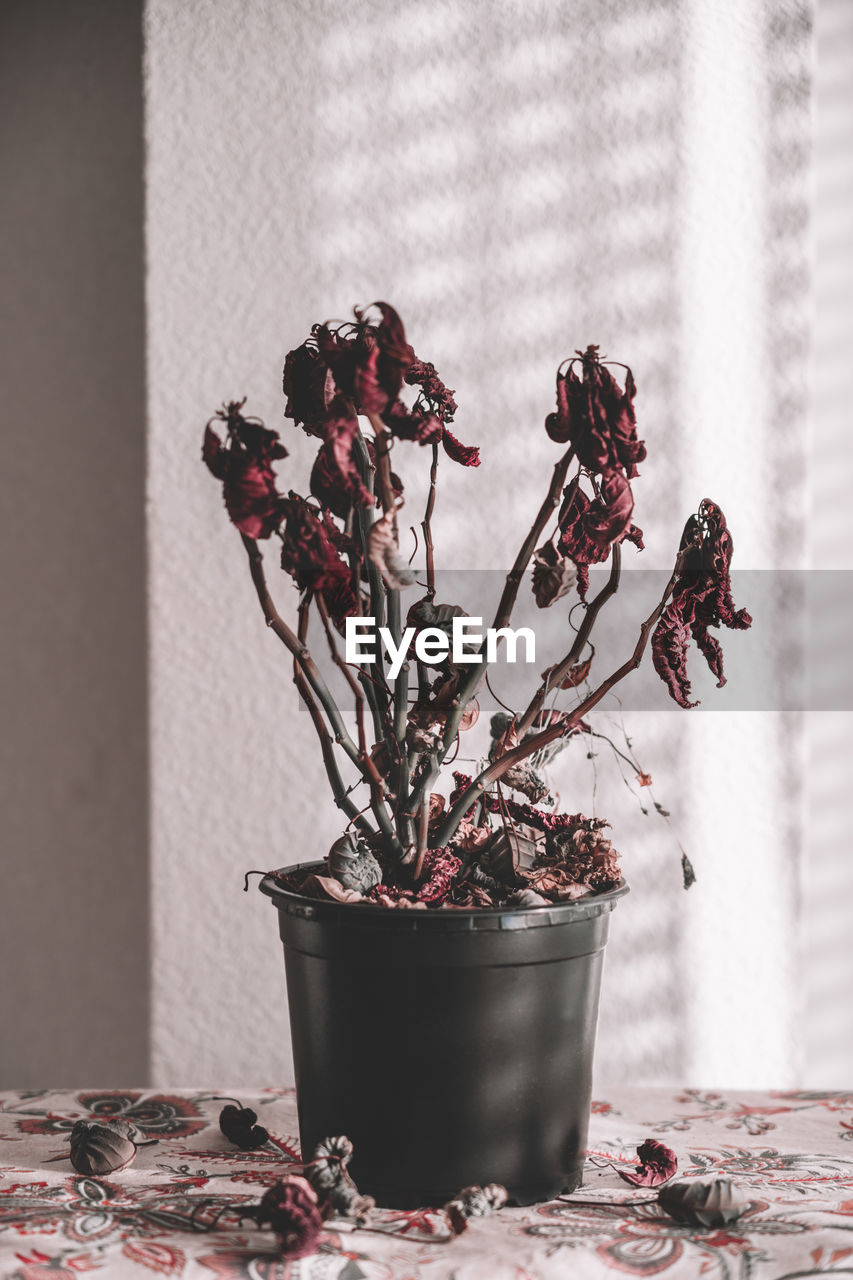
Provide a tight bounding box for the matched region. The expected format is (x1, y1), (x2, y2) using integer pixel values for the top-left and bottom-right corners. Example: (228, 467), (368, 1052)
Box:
(259, 860), (629, 933)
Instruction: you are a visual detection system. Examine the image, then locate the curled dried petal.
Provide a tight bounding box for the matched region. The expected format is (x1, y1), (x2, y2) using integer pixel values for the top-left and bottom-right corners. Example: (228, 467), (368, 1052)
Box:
(441, 427), (480, 467)
(617, 1139), (678, 1188)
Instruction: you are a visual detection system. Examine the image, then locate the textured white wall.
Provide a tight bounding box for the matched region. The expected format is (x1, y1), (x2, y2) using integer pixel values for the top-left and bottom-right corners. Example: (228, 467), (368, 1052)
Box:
(804, 0), (853, 1086)
(145, 0), (813, 1088)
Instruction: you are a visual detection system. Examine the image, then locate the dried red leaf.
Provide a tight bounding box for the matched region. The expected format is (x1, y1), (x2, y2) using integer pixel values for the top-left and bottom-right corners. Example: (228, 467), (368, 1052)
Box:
(282, 341), (337, 436)
(280, 497), (357, 627)
(382, 398), (444, 445)
(441, 427), (481, 467)
(415, 848), (462, 905)
(545, 346), (645, 479)
(532, 541), (576, 607)
(308, 401), (373, 517)
(219, 1104), (269, 1151)
(652, 500), (752, 709)
(202, 403), (287, 539)
(541, 653), (593, 689)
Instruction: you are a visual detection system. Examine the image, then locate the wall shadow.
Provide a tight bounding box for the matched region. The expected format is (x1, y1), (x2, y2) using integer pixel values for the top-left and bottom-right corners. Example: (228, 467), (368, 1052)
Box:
(0, 0), (149, 1085)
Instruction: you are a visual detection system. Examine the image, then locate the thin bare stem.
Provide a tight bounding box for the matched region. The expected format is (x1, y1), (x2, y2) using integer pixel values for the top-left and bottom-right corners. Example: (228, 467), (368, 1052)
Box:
(412, 798), (429, 882)
(314, 596), (388, 799)
(387, 587), (412, 847)
(291, 602), (375, 838)
(433, 556), (684, 846)
(367, 414), (398, 526)
(422, 442), (439, 600)
(241, 534), (401, 854)
(407, 445), (575, 832)
(516, 542), (622, 736)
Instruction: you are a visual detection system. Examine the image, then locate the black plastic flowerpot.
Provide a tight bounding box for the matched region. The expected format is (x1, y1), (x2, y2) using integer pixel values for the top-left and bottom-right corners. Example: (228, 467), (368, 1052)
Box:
(260, 864), (627, 1208)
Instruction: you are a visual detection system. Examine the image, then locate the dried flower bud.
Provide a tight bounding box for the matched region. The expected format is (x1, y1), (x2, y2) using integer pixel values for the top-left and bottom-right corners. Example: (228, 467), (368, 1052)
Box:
(255, 1176), (323, 1258)
(617, 1139), (678, 1188)
(69, 1119), (137, 1175)
(218, 1104), (269, 1151)
(309, 1135), (375, 1224)
(444, 1183), (508, 1234)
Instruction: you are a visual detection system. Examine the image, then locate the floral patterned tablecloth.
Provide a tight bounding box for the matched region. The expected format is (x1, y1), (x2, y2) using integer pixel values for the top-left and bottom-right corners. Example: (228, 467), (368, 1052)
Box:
(2, 1086), (853, 1279)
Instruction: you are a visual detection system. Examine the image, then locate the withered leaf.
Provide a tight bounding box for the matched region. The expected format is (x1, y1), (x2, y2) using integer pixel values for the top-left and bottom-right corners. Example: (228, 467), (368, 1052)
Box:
(366, 507), (416, 589)
(219, 1104), (270, 1151)
(532, 541), (577, 608)
(541, 653), (593, 690)
(69, 1120), (137, 1175)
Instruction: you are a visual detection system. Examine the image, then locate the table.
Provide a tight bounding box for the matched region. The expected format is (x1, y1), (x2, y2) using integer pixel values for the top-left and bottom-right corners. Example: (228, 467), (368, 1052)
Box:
(2, 1086), (852, 1278)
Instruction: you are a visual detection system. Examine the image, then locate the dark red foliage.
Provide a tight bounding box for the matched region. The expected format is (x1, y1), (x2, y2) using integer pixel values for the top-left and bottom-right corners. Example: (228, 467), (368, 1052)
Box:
(449, 772), (583, 832)
(441, 426), (481, 467)
(558, 475), (644, 600)
(381, 398), (444, 445)
(546, 346), (645, 479)
(283, 306), (480, 518)
(280, 497), (357, 628)
(547, 346), (646, 599)
(415, 848), (462, 904)
(255, 1177), (323, 1258)
(617, 1139), (678, 1188)
(282, 343), (333, 435)
(652, 499), (752, 709)
(369, 301), (416, 403)
(405, 358), (458, 423)
(307, 401), (372, 516)
(202, 403), (287, 539)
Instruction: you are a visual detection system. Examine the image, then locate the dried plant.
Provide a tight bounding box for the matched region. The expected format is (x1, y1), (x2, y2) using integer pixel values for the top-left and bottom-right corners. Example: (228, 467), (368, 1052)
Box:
(203, 306), (752, 908)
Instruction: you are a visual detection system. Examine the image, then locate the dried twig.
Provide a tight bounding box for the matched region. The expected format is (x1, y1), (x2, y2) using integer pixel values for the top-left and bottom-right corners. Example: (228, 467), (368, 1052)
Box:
(422, 442), (439, 600)
(291, 602), (375, 838)
(516, 543), (622, 736)
(433, 553), (685, 846)
(407, 446), (575, 832)
(242, 534), (400, 855)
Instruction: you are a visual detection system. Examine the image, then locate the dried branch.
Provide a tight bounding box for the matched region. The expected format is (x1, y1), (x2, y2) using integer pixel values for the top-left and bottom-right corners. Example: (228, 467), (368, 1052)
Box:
(314, 595), (387, 797)
(367, 414), (398, 527)
(351, 434), (392, 741)
(492, 446), (575, 634)
(516, 543), (622, 736)
(412, 798), (429, 883)
(291, 601), (375, 838)
(387, 587), (412, 847)
(241, 533), (402, 855)
(433, 555), (685, 847)
(422, 442), (439, 600)
(406, 445), (575, 831)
